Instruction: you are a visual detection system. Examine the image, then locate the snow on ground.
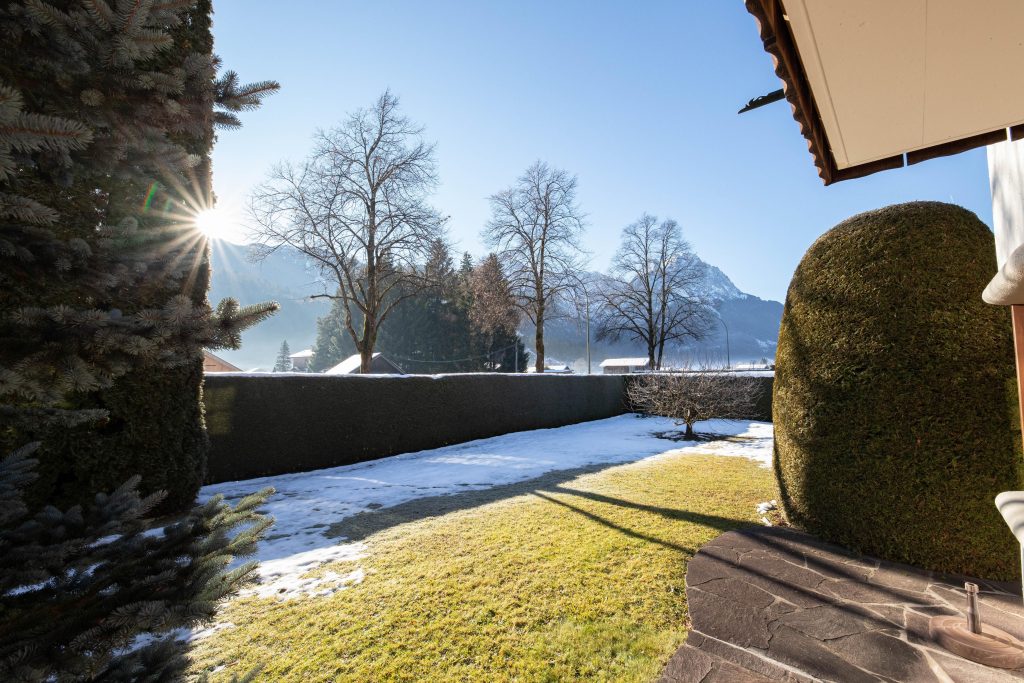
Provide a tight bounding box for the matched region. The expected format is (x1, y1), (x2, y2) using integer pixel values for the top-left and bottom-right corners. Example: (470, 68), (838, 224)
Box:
(202, 414), (773, 599)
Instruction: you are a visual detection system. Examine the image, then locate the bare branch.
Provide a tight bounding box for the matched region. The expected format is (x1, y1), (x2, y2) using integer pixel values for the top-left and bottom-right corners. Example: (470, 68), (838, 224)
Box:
(627, 369), (765, 439)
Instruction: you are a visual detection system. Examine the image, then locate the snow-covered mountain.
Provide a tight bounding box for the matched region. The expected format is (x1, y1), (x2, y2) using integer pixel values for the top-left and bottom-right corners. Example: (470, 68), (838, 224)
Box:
(535, 261), (781, 370)
(702, 263), (746, 301)
(208, 242), (783, 370)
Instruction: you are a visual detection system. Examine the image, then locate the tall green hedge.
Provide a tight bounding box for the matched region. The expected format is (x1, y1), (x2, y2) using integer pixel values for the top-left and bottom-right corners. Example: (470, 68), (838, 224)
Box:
(40, 360), (208, 513)
(774, 201), (1024, 579)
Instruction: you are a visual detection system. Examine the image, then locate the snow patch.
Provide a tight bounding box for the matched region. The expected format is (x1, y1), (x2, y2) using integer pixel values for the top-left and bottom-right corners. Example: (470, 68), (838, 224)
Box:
(244, 542), (366, 599)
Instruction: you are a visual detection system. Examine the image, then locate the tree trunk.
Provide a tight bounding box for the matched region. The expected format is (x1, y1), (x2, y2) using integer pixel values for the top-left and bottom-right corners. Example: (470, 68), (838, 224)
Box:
(648, 342), (656, 372)
(684, 422), (695, 440)
(535, 306), (545, 372)
(360, 318), (376, 373)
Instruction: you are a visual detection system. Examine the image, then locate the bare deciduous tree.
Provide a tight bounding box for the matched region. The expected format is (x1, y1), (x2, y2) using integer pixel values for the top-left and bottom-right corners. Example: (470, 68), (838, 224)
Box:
(248, 91), (445, 372)
(483, 161), (586, 372)
(596, 214), (711, 369)
(627, 370), (764, 439)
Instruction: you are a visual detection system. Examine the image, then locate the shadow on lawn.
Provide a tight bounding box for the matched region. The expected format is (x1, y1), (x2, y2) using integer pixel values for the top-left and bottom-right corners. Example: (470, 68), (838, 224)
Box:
(326, 462), (753, 547)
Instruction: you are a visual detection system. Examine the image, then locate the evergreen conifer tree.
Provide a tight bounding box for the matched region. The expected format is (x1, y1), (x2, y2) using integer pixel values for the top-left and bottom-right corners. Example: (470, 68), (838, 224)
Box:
(17, 0), (281, 513)
(312, 247), (529, 373)
(469, 254), (527, 372)
(0, 1), (278, 678)
(273, 340), (292, 372)
(311, 294), (358, 371)
(376, 240), (476, 373)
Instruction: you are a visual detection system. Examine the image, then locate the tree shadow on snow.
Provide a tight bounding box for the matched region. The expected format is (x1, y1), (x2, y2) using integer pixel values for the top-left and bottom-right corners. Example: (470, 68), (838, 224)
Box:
(654, 429), (757, 444)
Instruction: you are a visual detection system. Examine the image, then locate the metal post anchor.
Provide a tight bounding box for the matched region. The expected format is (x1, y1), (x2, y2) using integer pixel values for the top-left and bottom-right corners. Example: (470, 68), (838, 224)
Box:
(930, 582), (1024, 668)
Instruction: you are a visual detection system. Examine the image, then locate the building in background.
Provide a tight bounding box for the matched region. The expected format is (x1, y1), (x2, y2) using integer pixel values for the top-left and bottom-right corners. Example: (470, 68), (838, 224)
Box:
(599, 358), (650, 375)
(324, 352), (404, 375)
(289, 348), (314, 372)
(525, 363), (573, 374)
(203, 351), (241, 373)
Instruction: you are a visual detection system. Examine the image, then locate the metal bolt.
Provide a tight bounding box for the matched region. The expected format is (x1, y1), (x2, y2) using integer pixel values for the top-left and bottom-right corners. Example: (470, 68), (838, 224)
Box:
(966, 582), (982, 634)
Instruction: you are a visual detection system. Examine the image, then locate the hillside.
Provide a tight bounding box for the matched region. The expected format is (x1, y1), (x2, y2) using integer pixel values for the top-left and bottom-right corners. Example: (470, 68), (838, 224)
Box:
(208, 242), (330, 370)
(208, 242), (782, 370)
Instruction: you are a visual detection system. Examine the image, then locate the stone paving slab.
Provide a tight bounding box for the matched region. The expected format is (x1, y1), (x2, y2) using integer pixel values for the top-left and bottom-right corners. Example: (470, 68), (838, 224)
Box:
(661, 527), (1024, 683)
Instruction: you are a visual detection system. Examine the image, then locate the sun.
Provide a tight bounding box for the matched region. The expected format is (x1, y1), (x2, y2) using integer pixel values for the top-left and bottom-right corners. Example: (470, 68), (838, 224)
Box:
(193, 206), (237, 241)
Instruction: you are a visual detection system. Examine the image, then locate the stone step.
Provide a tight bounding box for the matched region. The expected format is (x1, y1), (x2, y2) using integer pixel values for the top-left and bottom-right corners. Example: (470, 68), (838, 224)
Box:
(660, 644), (779, 683)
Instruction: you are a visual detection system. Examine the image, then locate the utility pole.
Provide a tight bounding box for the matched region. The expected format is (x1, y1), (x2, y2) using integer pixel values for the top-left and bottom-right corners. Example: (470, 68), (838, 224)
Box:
(570, 275), (592, 375)
(708, 305), (731, 370)
(584, 287), (591, 375)
(721, 316), (731, 370)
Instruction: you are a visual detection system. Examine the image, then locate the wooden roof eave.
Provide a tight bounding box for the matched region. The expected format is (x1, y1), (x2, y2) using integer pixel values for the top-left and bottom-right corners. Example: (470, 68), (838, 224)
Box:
(742, 0), (1003, 185)
(745, 0), (905, 185)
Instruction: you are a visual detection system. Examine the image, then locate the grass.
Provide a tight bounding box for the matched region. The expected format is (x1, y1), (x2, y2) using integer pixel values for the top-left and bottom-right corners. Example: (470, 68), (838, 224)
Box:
(190, 450), (773, 682)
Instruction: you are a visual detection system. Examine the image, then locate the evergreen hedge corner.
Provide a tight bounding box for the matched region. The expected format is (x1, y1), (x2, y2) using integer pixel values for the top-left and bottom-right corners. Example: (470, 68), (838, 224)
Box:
(773, 201), (1024, 580)
(40, 358), (208, 513)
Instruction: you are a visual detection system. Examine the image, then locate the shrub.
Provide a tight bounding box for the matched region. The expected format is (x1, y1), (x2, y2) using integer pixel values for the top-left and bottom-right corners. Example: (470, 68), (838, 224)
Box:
(627, 371), (768, 438)
(773, 201), (1024, 579)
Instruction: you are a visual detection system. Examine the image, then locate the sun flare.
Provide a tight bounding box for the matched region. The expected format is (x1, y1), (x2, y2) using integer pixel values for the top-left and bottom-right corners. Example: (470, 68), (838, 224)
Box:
(193, 206), (237, 241)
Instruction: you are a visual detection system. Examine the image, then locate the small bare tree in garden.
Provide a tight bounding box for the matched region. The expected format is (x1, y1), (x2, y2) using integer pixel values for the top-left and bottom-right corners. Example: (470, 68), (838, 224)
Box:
(483, 161), (587, 372)
(627, 370), (764, 439)
(249, 91), (445, 373)
(596, 214), (712, 369)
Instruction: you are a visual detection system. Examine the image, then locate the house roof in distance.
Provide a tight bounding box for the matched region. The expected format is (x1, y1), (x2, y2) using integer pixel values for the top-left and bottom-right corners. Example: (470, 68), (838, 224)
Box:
(203, 350), (241, 372)
(325, 353), (376, 375)
(525, 364), (573, 374)
(289, 349), (314, 359)
(599, 357), (650, 368)
(745, 0), (1024, 184)
(324, 352), (404, 375)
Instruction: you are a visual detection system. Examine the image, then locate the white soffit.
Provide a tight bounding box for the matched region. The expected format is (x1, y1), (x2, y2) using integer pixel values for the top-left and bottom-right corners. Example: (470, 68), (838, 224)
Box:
(783, 0), (1024, 169)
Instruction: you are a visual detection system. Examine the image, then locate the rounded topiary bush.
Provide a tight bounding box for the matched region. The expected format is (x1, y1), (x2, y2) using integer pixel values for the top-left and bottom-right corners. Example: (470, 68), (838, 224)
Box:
(774, 201), (1024, 579)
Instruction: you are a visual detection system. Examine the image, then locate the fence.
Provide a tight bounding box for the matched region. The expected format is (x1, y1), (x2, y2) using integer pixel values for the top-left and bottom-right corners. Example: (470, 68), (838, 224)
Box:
(203, 372), (775, 484)
(203, 373), (629, 483)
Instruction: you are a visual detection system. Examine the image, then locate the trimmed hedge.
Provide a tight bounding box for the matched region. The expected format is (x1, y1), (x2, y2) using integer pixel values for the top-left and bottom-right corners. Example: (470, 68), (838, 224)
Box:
(774, 202), (1024, 579)
(750, 376), (773, 421)
(33, 357), (208, 513)
(203, 374), (629, 483)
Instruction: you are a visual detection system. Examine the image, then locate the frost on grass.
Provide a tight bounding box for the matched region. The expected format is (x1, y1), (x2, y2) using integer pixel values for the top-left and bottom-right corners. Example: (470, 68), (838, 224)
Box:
(201, 414), (773, 601)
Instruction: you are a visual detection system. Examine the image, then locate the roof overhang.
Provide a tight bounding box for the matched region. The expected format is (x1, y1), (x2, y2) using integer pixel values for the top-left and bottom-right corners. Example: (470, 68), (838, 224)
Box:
(745, 0), (1024, 184)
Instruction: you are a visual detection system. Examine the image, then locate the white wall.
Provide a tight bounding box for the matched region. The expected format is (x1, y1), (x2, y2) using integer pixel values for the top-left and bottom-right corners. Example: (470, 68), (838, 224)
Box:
(988, 139), (1024, 268)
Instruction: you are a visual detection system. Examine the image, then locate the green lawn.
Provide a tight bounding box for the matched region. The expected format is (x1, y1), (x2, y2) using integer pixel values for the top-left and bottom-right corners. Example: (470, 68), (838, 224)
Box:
(190, 451), (772, 682)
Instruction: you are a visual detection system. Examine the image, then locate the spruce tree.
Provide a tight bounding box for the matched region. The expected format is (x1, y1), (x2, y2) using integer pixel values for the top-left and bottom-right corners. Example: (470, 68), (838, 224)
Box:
(273, 340), (292, 372)
(311, 294), (357, 371)
(0, 1), (278, 678)
(469, 254), (527, 372)
(376, 240), (476, 373)
(314, 247), (529, 374)
(20, 0), (281, 513)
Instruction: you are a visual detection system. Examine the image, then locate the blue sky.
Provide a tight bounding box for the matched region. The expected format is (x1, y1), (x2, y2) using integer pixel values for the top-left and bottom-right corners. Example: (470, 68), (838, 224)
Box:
(209, 1), (992, 303)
